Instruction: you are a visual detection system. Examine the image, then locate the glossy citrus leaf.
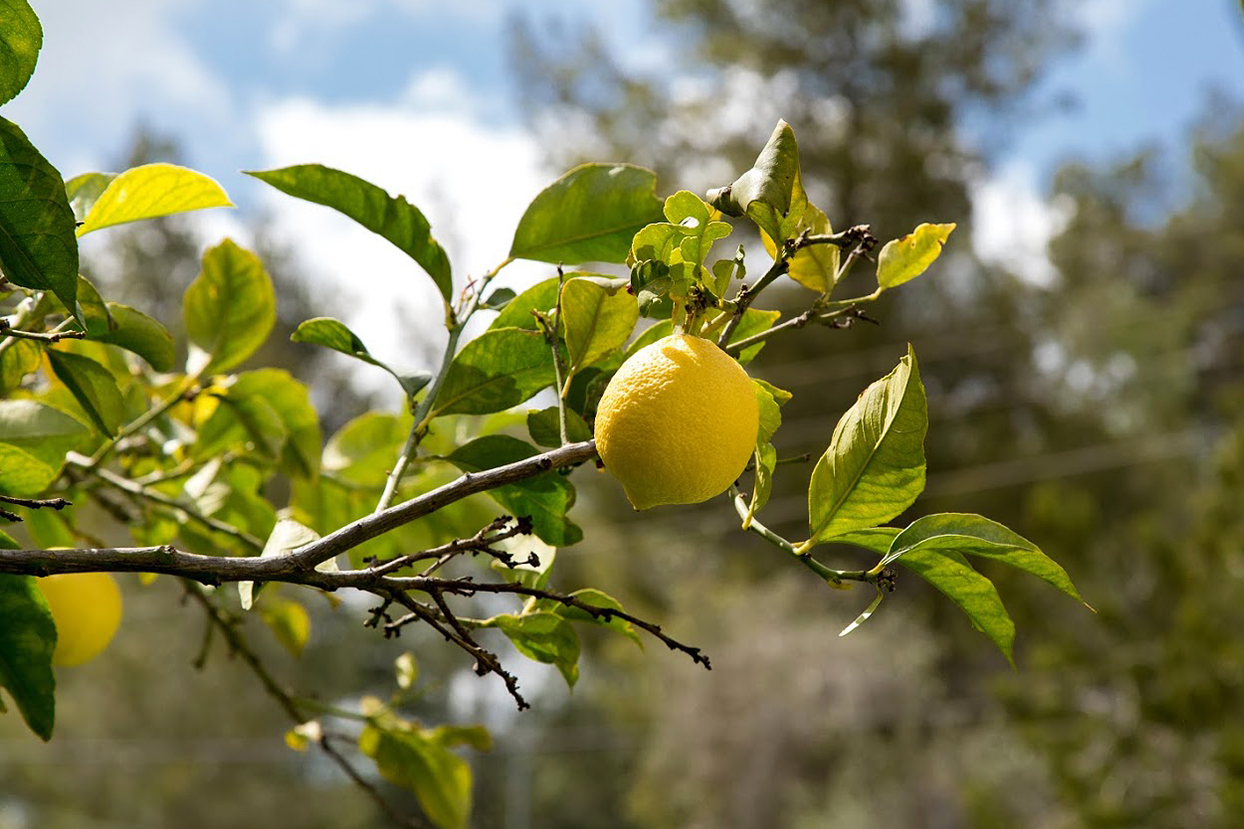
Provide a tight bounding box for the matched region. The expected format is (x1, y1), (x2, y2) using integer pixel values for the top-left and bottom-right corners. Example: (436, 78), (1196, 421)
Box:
(0, 0), (41, 106)
(707, 120), (803, 243)
(0, 572), (57, 741)
(510, 163), (664, 264)
(485, 610), (580, 687)
(93, 302), (175, 371)
(883, 513), (1089, 606)
(245, 164), (452, 303)
(487, 277), (557, 331)
(526, 406), (591, 447)
(876, 223), (956, 290)
(359, 719), (474, 829)
(897, 547), (1016, 666)
(46, 350), (125, 436)
(76, 163), (232, 236)
(446, 435), (582, 546)
(184, 239), (275, 376)
(63, 172), (116, 222)
(560, 276), (638, 376)
(291, 317), (431, 397)
(0, 117), (79, 315)
(431, 328), (556, 417)
(804, 346), (927, 548)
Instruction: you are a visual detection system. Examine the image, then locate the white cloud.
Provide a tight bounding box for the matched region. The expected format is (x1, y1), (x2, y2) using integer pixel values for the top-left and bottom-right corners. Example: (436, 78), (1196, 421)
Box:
(251, 74), (553, 371)
(969, 161), (1073, 287)
(3, 0), (231, 173)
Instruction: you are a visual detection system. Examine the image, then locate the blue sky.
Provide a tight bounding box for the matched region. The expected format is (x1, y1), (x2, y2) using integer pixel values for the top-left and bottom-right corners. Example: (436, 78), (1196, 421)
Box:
(4, 0), (1244, 359)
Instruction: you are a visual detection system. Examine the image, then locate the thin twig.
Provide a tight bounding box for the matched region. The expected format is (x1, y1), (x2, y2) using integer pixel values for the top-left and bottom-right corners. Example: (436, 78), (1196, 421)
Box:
(0, 318), (86, 342)
(375, 257), (514, 512)
(0, 495), (72, 510)
(183, 583), (429, 829)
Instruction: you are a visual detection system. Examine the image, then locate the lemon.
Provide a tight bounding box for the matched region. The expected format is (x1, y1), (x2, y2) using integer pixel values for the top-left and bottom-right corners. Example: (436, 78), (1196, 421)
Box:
(36, 572), (123, 667)
(595, 332), (759, 509)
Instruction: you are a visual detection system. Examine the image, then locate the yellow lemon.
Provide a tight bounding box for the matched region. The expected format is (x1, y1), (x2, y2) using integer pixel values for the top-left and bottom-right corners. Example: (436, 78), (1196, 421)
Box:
(595, 332), (759, 509)
(36, 572), (123, 667)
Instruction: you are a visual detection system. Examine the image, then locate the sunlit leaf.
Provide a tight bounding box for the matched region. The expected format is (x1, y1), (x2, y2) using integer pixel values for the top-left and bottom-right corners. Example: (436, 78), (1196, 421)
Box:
(359, 720), (474, 829)
(0, 572), (57, 740)
(488, 278), (557, 331)
(431, 328), (556, 417)
(240, 518), (320, 610)
(0, 0), (41, 106)
(63, 172), (116, 222)
(446, 435), (582, 546)
(0, 117), (78, 315)
(485, 610), (581, 687)
(94, 302), (175, 371)
(897, 548), (1016, 666)
(804, 346), (927, 547)
(245, 164), (452, 303)
(184, 239), (276, 376)
(536, 588), (642, 648)
(883, 513), (1089, 606)
(707, 120), (803, 243)
(259, 597), (312, 658)
(323, 411), (413, 488)
(560, 276), (638, 376)
(46, 350), (125, 436)
(76, 163), (232, 235)
(510, 163), (664, 264)
(876, 223), (956, 290)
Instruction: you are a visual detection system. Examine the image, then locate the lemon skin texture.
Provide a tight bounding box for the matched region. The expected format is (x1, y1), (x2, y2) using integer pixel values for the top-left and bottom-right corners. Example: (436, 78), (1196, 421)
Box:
(36, 572), (123, 667)
(595, 333), (759, 510)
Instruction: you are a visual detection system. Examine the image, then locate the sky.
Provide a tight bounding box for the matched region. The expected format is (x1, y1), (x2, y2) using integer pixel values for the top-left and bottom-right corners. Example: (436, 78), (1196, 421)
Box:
(4, 0), (1244, 366)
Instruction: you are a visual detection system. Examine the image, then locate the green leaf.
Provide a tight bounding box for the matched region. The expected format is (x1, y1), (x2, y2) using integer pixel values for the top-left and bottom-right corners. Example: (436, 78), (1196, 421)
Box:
(76, 163), (232, 236)
(538, 588), (642, 649)
(560, 276), (638, 376)
(290, 316), (429, 396)
(63, 172), (116, 222)
(883, 513), (1088, 606)
(510, 163), (664, 265)
(431, 328), (556, 417)
(0, 337), (42, 394)
(259, 598), (311, 659)
(0, 117), (79, 315)
(359, 721), (474, 829)
(94, 302), (175, 371)
(46, 350), (125, 436)
(230, 370), (321, 479)
(0, 442), (56, 495)
(0, 399), (88, 487)
(481, 287), (516, 310)
(804, 346), (927, 548)
(897, 548), (1016, 666)
(240, 518), (320, 611)
(184, 239), (276, 376)
(663, 190), (732, 268)
(0, 573), (57, 741)
(486, 611), (581, 687)
(726, 308), (783, 364)
(245, 164), (452, 303)
(322, 411), (412, 488)
(762, 198), (840, 292)
(709, 245), (746, 298)
(488, 278), (558, 331)
(526, 406), (591, 447)
(0, 0), (41, 106)
(446, 435), (582, 546)
(876, 223), (956, 290)
(64, 274), (111, 337)
(707, 120), (803, 243)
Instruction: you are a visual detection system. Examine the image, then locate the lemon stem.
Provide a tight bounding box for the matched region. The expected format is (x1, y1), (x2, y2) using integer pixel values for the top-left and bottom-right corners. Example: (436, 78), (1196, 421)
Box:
(730, 486), (877, 587)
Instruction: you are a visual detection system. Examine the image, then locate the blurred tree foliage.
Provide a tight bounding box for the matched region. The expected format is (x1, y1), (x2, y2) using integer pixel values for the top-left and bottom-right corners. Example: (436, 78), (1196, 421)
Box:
(507, 3), (1243, 828)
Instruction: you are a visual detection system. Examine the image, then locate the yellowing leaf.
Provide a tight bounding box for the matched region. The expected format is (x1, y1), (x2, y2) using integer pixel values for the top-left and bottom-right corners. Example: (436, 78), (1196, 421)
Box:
(77, 163), (232, 235)
(876, 223), (955, 290)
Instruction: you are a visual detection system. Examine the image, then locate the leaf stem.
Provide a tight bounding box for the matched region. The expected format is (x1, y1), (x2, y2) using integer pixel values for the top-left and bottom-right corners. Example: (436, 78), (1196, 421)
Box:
(375, 257), (513, 512)
(0, 318), (86, 343)
(729, 486), (874, 587)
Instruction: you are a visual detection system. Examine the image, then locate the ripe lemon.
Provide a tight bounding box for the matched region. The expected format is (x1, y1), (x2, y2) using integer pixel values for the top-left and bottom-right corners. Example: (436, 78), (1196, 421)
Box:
(595, 332), (759, 509)
(36, 572), (123, 667)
